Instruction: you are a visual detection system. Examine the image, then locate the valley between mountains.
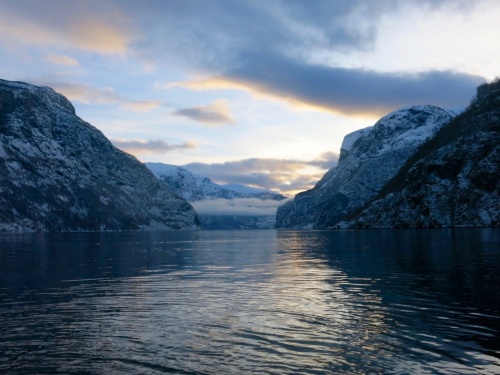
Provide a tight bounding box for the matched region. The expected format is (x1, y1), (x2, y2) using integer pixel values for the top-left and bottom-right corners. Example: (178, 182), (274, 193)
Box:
(0, 78), (498, 232)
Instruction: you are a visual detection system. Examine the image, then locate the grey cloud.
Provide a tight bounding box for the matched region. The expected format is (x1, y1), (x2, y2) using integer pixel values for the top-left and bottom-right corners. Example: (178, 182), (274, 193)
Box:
(121, 0), (472, 70)
(8, 1), (485, 115)
(114, 0), (485, 115)
(221, 54), (484, 116)
(112, 139), (198, 155)
(183, 153), (339, 195)
(171, 101), (234, 125)
(4, 0), (479, 72)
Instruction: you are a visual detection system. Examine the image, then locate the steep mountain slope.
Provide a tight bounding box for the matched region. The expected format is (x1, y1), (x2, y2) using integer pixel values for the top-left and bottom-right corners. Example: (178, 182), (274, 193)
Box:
(276, 105), (455, 229)
(0, 79), (199, 232)
(342, 79), (500, 228)
(146, 162), (286, 201)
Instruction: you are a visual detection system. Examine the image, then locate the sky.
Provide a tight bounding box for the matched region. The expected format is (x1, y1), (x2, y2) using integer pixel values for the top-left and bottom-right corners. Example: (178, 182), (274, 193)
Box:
(0, 0), (498, 197)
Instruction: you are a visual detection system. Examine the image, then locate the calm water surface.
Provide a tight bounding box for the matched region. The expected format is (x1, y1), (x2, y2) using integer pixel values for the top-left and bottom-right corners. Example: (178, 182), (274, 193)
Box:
(0, 229), (499, 374)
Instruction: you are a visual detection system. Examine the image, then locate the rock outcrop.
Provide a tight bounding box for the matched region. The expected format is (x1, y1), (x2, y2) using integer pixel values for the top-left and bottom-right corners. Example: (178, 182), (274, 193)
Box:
(0, 79), (199, 232)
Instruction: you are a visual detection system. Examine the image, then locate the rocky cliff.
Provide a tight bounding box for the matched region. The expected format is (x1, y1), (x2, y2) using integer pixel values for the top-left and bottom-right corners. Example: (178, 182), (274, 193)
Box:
(341, 79), (500, 228)
(0, 79), (199, 232)
(276, 105), (455, 229)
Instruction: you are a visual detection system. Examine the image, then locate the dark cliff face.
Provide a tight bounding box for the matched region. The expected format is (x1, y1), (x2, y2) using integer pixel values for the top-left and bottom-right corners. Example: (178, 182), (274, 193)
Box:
(276, 105), (454, 229)
(0, 79), (199, 232)
(343, 79), (500, 228)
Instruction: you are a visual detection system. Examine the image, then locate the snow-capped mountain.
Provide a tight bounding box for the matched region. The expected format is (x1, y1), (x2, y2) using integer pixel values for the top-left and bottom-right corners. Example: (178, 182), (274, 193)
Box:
(276, 105), (455, 229)
(340, 79), (500, 228)
(0, 79), (199, 232)
(146, 162), (286, 201)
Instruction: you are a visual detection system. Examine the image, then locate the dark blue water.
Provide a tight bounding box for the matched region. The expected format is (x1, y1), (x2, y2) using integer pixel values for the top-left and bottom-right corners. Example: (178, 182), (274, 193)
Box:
(0, 229), (499, 374)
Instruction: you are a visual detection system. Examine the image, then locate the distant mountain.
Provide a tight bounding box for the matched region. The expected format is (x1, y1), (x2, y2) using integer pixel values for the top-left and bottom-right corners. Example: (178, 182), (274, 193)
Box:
(340, 79), (500, 228)
(0, 79), (199, 232)
(276, 105), (455, 229)
(146, 162), (286, 201)
(146, 162), (286, 229)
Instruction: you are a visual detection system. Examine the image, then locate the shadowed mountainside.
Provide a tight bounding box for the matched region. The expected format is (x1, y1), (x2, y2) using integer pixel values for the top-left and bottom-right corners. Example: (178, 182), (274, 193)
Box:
(0, 79), (199, 232)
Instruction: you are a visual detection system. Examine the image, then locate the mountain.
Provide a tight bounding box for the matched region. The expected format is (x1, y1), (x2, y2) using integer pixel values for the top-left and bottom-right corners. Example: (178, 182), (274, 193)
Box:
(276, 105), (455, 229)
(340, 79), (500, 228)
(146, 162), (286, 229)
(146, 162), (286, 201)
(0, 79), (199, 232)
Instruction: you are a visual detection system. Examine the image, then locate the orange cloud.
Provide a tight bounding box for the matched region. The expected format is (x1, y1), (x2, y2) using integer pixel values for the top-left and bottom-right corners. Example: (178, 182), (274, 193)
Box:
(112, 139), (199, 156)
(165, 59), (482, 119)
(165, 77), (356, 117)
(44, 53), (79, 66)
(0, 4), (131, 55)
(66, 19), (130, 55)
(165, 78), (248, 92)
(120, 100), (162, 113)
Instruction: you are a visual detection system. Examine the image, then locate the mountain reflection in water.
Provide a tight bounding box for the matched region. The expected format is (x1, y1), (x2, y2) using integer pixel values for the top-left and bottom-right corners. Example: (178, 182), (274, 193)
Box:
(0, 229), (499, 374)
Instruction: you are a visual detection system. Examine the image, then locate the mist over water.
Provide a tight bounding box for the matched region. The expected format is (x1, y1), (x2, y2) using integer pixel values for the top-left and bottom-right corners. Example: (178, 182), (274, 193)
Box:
(1, 229), (499, 374)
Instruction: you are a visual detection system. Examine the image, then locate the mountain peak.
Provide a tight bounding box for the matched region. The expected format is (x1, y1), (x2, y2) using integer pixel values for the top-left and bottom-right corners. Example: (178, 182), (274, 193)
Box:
(341, 79), (500, 228)
(276, 105), (454, 229)
(0, 79), (75, 115)
(145, 162), (286, 202)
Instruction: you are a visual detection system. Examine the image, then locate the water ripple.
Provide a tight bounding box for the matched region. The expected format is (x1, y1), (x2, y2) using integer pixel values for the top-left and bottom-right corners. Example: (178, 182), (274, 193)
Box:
(1, 229), (499, 374)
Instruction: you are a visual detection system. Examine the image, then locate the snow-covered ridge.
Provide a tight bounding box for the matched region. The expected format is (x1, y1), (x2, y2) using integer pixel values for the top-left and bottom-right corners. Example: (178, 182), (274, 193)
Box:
(342, 80), (500, 228)
(146, 162), (286, 202)
(340, 127), (370, 153)
(1, 78), (75, 114)
(276, 105), (455, 229)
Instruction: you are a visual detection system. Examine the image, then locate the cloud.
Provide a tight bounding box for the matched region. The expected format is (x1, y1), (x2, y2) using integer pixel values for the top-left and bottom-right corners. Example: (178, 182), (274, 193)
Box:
(171, 100), (234, 125)
(308, 152), (341, 170)
(3, 0), (485, 116)
(183, 153), (339, 196)
(0, 1), (131, 55)
(135, 0), (483, 116)
(125, 0), (471, 70)
(44, 53), (78, 66)
(175, 57), (484, 116)
(191, 198), (287, 216)
(112, 139), (198, 155)
(50, 82), (122, 104)
(120, 100), (162, 112)
(37, 80), (162, 112)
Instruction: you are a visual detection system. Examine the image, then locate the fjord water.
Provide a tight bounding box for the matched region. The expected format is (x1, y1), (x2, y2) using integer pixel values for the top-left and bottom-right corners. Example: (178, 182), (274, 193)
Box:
(1, 230), (499, 374)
